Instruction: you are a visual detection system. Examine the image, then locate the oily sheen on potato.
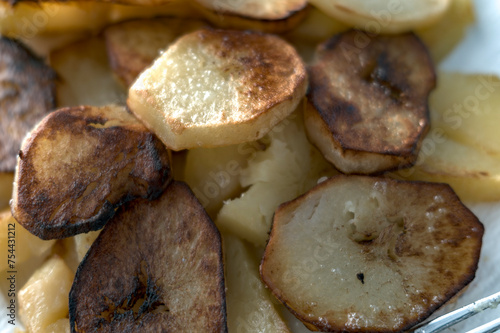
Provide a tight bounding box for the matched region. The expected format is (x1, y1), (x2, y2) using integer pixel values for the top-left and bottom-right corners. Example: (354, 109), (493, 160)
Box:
(260, 175), (483, 332)
(127, 28), (307, 151)
(305, 30), (435, 174)
(11, 105), (172, 240)
(69, 181), (227, 332)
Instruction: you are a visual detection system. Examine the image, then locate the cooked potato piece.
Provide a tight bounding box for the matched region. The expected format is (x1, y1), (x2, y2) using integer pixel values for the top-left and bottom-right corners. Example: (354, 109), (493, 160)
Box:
(192, 0), (308, 33)
(69, 181), (227, 332)
(309, 0), (451, 34)
(0, 172), (13, 210)
(73, 230), (101, 263)
(260, 175), (483, 332)
(0, 210), (55, 272)
(216, 111), (337, 247)
(104, 17), (207, 87)
(0, 1), (197, 38)
(45, 318), (71, 333)
(11, 105), (172, 240)
(50, 36), (126, 108)
(18, 255), (74, 333)
(128, 28), (307, 150)
(388, 131), (500, 202)
(429, 73), (500, 155)
(182, 144), (252, 219)
(305, 31), (435, 174)
(416, 0), (475, 63)
(0, 37), (56, 173)
(224, 233), (290, 333)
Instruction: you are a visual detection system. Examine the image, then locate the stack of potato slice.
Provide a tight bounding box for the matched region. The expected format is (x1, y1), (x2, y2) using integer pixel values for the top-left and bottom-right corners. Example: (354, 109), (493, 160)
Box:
(0, 0), (495, 332)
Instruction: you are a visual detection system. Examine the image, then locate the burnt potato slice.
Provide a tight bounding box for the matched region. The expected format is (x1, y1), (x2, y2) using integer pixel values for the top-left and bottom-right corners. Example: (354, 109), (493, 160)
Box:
(260, 175), (483, 333)
(69, 181), (227, 332)
(305, 30), (435, 174)
(11, 105), (172, 240)
(103, 17), (207, 87)
(0, 37), (56, 173)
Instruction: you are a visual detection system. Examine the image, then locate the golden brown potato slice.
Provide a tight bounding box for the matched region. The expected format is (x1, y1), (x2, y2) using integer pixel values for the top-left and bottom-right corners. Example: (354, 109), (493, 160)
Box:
(305, 30), (435, 174)
(103, 17), (208, 87)
(0, 37), (56, 173)
(192, 0), (308, 33)
(309, 0), (451, 34)
(50, 36), (127, 108)
(69, 181), (227, 332)
(128, 28), (307, 151)
(260, 175), (483, 332)
(11, 105), (172, 240)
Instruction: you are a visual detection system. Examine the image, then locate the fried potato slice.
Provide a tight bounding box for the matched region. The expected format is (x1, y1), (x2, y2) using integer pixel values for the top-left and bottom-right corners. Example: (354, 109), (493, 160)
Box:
(69, 181), (227, 332)
(224, 233), (290, 333)
(260, 175), (483, 332)
(103, 17), (207, 87)
(128, 28), (307, 151)
(388, 130), (500, 202)
(192, 0), (308, 33)
(309, 0), (451, 34)
(0, 37), (56, 173)
(305, 30), (435, 174)
(429, 73), (500, 155)
(50, 36), (127, 108)
(11, 105), (172, 240)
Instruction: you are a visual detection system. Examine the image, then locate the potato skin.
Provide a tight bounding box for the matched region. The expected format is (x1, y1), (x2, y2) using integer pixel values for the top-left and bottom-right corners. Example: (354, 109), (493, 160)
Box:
(11, 105), (172, 240)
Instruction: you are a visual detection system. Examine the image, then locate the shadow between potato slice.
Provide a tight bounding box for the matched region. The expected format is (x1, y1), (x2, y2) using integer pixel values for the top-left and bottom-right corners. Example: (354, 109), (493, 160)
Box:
(11, 105), (172, 240)
(69, 181), (227, 333)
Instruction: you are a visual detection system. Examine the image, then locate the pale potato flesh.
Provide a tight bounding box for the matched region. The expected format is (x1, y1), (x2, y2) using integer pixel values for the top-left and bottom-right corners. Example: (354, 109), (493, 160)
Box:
(216, 111), (337, 247)
(309, 0), (451, 33)
(261, 175), (483, 332)
(127, 28), (307, 150)
(18, 256), (74, 333)
(0, 210), (55, 272)
(429, 73), (500, 155)
(50, 36), (126, 108)
(224, 233), (290, 333)
(389, 131), (500, 202)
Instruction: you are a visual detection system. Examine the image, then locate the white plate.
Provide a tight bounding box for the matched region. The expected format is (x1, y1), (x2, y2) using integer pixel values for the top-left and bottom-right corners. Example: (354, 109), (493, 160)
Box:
(1, 0), (500, 332)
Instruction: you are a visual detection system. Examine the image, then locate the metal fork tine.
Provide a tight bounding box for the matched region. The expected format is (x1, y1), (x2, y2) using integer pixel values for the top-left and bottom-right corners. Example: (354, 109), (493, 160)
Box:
(412, 290), (500, 333)
(466, 317), (500, 333)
